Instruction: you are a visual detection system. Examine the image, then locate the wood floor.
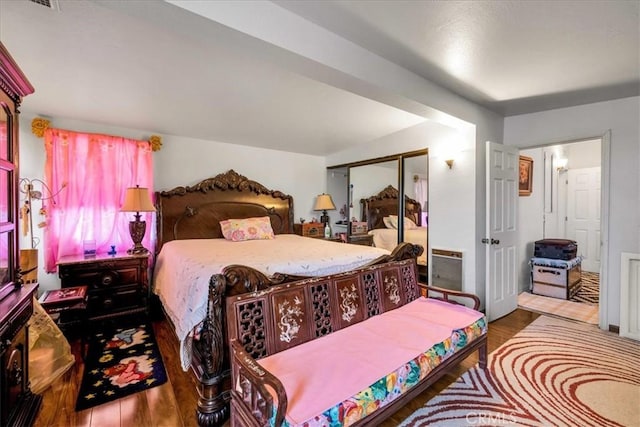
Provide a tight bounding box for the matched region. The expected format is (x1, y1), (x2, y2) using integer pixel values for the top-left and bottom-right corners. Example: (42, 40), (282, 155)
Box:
(33, 309), (540, 427)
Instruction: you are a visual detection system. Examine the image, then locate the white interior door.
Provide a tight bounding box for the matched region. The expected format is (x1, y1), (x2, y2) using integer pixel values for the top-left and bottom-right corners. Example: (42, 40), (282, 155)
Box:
(566, 167), (601, 272)
(486, 141), (519, 321)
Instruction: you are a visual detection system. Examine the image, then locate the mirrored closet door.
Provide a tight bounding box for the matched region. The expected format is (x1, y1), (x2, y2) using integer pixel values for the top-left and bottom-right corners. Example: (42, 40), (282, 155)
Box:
(327, 149), (428, 280)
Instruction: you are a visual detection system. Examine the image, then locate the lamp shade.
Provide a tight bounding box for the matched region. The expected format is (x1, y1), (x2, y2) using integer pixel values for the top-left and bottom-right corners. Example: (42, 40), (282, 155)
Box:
(121, 186), (156, 212)
(314, 193), (336, 211)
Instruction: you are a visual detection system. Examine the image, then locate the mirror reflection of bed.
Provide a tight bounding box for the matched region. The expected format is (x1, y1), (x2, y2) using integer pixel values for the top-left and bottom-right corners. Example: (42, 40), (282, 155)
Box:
(361, 186), (428, 282)
(326, 149), (429, 281)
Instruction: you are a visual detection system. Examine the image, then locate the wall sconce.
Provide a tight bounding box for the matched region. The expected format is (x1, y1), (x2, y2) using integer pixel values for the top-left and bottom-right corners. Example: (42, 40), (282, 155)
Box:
(445, 159), (454, 169)
(556, 157), (568, 172)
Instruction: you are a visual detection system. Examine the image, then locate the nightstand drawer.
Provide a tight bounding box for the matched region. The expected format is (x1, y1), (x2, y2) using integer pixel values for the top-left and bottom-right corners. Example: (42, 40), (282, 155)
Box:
(87, 283), (145, 316)
(58, 257), (145, 289)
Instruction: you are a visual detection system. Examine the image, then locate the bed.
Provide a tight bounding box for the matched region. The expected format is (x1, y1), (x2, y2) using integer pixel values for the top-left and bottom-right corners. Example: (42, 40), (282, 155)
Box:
(361, 185), (428, 275)
(152, 170), (422, 426)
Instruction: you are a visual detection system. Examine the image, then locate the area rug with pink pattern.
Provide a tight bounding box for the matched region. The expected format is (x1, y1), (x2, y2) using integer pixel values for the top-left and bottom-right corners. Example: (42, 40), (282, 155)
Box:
(400, 315), (640, 427)
(75, 322), (167, 411)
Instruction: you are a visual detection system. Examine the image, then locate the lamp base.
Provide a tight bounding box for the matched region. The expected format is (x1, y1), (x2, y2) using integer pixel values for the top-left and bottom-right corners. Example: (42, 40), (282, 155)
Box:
(320, 210), (329, 225)
(128, 215), (149, 255)
(127, 246), (149, 255)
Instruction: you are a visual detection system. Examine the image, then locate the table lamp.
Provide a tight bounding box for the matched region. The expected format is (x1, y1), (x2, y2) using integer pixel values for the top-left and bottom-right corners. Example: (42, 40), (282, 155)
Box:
(121, 185), (156, 254)
(314, 193), (336, 225)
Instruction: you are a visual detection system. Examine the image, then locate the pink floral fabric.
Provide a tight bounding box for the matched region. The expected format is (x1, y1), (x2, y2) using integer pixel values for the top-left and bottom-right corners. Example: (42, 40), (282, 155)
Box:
(220, 216), (275, 241)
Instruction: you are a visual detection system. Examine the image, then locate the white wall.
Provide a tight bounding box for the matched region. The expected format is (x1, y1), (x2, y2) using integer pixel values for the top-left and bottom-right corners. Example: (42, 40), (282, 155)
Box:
(504, 96), (640, 329)
(517, 148), (545, 292)
(154, 133), (325, 216)
(19, 113), (325, 293)
(566, 139), (601, 169)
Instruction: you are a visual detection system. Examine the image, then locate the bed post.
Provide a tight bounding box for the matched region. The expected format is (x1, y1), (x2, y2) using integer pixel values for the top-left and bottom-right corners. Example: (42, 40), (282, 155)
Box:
(193, 273), (230, 426)
(193, 265), (307, 426)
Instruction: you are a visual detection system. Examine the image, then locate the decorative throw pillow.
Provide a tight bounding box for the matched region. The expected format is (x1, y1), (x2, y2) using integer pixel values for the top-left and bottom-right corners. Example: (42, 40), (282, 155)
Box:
(220, 216), (275, 241)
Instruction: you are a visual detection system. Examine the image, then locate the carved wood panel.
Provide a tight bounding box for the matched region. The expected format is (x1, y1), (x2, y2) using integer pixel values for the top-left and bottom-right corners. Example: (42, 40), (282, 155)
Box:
(270, 287), (310, 353)
(310, 282), (333, 337)
(402, 264), (419, 302)
(334, 276), (364, 329)
(227, 258), (419, 361)
(362, 271), (380, 318)
(236, 300), (267, 359)
(380, 267), (403, 311)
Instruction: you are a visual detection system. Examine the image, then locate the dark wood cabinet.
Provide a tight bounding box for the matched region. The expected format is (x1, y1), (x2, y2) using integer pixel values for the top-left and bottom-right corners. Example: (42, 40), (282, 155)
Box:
(57, 253), (149, 323)
(0, 283), (40, 427)
(0, 42), (38, 427)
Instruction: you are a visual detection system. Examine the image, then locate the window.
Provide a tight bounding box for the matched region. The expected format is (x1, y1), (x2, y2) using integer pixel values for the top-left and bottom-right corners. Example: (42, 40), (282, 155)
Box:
(43, 129), (153, 272)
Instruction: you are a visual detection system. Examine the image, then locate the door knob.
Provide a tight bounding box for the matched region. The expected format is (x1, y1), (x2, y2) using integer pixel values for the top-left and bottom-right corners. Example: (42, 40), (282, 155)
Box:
(482, 238), (500, 245)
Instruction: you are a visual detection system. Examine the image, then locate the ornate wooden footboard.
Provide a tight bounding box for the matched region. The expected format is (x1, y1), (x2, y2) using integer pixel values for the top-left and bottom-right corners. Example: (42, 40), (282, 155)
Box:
(226, 256), (487, 426)
(191, 242), (423, 426)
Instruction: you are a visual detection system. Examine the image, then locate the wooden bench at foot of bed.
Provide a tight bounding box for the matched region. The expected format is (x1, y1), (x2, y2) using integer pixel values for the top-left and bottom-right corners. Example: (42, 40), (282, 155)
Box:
(226, 258), (488, 427)
(188, 242), (425, 426)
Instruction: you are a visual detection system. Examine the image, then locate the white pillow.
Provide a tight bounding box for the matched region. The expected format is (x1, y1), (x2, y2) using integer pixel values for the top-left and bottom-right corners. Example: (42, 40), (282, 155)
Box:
(404, 216), (418, 229)
(386, 215), (417, 229)
(383, 216), (396, 229)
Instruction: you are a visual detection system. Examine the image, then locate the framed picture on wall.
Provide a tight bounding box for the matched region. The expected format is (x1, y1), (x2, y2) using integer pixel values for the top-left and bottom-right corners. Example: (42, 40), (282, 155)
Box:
(519, 155), (533, 196)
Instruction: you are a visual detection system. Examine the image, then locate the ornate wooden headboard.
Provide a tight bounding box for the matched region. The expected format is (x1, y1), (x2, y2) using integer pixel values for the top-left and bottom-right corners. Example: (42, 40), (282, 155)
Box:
(155, 170), (294, 254)
(360, 185), (422, 231)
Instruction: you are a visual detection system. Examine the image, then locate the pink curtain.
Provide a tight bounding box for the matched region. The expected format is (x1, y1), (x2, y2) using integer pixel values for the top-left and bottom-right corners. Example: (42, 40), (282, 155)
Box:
(44, 129), (154, 272)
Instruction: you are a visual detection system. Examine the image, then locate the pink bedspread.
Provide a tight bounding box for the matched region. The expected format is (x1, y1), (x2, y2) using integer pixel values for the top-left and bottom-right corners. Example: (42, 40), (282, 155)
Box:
(258, 297), (483, 425)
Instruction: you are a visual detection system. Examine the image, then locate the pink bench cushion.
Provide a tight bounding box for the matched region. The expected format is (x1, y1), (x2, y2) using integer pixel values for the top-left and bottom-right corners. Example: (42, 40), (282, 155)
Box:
(258, 297), (483, 425)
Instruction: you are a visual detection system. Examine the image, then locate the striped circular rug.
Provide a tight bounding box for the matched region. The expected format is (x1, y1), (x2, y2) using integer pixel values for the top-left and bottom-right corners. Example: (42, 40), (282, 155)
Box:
(570, 271), (599, 305)
(400, 316), (640, 427)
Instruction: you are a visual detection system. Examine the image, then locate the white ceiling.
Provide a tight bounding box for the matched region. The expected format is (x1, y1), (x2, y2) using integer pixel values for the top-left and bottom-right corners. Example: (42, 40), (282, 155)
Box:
(1, 0), (638, 156)
(277, 0), (640, 115)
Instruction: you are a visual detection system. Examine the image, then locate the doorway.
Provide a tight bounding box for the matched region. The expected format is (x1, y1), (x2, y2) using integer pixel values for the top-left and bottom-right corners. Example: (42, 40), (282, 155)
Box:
(517, 137), (603, 324)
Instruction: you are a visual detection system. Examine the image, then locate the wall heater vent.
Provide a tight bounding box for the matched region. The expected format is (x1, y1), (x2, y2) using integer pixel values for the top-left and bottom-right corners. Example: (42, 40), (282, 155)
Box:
(29, 0), (60, 11)
(432, 248), (463, 291)
(620, 252), (640, 341)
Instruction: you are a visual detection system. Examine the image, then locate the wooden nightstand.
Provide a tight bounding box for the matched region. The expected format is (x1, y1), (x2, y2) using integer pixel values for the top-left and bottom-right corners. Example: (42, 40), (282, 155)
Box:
(57, 253), (149, 323)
